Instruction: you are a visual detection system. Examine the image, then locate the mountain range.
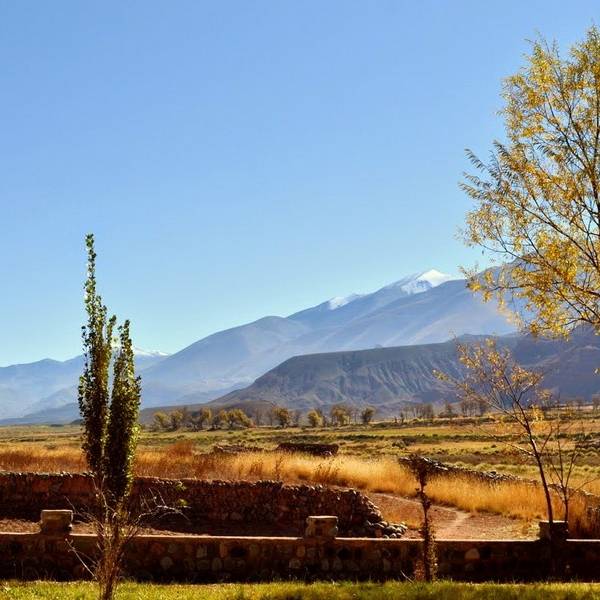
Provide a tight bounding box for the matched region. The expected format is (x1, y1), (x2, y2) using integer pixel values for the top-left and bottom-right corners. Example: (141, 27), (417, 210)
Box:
(0, 269), (521, 423)
(0, 350), (168, 422)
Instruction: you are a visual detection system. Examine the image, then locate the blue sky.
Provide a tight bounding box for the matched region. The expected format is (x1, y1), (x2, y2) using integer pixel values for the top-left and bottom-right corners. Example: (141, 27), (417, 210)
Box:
(0, 1), (597, 365)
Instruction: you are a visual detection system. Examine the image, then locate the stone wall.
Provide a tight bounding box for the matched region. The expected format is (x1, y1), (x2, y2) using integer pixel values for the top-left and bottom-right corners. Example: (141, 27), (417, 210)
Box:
(0, 473), (404, 537)
(398, 456), (519, 484)
(0, 529), (599, 582)
(276, 443), (339, 456)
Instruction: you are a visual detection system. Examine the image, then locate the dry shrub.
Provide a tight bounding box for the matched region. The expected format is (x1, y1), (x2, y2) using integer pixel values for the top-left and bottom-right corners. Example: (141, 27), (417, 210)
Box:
(0, 445), (85, 472)
(164, 440), (195, 458)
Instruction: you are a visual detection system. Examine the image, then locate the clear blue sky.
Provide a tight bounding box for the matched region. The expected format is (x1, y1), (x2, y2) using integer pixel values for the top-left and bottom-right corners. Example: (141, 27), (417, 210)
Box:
(1, 1), (597, 365)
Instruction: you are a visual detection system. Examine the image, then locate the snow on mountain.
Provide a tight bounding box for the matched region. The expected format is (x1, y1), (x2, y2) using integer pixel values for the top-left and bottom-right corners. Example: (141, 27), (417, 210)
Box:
(133, 347), (170, 358)
(308, 269), (455, 318)
(381, 269), (456, 295)
(326, 294), (364, 310)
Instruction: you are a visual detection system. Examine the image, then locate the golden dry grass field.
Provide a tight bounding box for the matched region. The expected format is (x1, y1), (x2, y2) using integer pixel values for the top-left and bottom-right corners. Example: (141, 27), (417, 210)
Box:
(1, 414), (599, 537)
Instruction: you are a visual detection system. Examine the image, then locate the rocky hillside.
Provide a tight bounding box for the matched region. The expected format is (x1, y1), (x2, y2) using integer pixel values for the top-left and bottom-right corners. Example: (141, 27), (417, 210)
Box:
(211, 328), (600, 415)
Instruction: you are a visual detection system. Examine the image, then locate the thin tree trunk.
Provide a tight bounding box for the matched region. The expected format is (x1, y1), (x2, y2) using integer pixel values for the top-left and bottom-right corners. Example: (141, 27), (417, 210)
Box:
(533, 448), (554, 525)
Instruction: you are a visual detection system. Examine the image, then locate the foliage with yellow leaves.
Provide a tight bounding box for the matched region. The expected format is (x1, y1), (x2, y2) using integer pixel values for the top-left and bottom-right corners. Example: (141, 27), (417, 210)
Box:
(462, 27), (600, 338)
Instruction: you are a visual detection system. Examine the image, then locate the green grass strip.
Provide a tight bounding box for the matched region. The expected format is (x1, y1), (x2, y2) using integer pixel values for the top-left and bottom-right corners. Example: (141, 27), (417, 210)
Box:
(2, 581), (600, 600)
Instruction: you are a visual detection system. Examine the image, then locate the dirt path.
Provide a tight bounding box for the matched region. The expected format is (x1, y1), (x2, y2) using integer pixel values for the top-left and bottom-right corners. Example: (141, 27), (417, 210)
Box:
(368, 492), (537, 539)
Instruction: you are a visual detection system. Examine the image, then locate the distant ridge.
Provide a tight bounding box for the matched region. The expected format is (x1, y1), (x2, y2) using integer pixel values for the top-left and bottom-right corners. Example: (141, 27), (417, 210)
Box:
(9, 327), (600, 425)
(209, 327), (600, 415)
(0, 269), (518, 421)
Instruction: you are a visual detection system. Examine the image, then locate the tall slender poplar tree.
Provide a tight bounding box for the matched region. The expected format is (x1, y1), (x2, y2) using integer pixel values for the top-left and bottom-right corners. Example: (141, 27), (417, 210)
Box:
(78, 234), (143, 600)
(78, 233), (141, 504)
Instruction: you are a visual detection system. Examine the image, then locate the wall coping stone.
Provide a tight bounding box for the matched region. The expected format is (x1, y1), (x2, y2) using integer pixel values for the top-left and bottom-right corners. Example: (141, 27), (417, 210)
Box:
(40, 509), (73, 534)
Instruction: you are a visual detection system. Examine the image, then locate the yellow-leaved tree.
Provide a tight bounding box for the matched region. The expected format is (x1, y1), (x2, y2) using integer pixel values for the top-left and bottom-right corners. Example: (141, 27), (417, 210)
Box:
(462, 27), (600, 337)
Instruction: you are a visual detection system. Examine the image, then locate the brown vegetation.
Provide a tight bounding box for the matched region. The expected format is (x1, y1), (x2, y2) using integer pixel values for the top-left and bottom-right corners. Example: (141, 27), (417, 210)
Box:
(0, 441), (597, 537)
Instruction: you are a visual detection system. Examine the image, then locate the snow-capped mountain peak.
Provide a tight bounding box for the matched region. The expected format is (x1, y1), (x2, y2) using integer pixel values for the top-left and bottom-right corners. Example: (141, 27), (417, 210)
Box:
(382, 269), (455, 295)
(417, 269), (455, 287)
(327, 293), (364, 310)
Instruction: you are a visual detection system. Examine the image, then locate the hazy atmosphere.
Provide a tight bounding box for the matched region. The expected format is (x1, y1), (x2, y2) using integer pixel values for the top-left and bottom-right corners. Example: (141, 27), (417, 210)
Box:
(4, 2), (600, 598)
(1, 1), (597, 365)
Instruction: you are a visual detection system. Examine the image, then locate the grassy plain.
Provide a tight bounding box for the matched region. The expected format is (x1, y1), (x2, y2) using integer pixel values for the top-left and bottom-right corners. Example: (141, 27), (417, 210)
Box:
(3, 581), (600, 600)
(0, 415), (599, 536)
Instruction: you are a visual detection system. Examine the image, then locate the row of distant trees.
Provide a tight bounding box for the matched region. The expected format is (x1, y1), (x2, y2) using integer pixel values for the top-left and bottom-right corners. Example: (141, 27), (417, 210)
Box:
(251, 404), (376, 427)
(150, 403), (378, 431)
(151, 407), (251, 431)
(151, 394), (600, 432)
(398, 395), (600, 423)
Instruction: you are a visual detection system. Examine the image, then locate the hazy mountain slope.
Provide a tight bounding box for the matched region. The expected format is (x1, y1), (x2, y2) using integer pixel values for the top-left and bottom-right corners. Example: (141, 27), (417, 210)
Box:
(313, 279), (518, 350)
(25, 386), (79, 414)
(148, 274), (515, 398)
(212, 328), (600, 415)
(0, 357), (83, 418)
(2, 384), (243, 426)
(288, 270), (456, 330)
(0, 269), (520, 419)
(0, 350), (168, 420)
(0, 402), (83, 426)
(0, 386), (24, 419)
(13, 330), (600, 425)
(211, 342), (462, 414)
(510, 328), (600, 398)
(218, 278), (517, 381)
(141, 316), (310, 392)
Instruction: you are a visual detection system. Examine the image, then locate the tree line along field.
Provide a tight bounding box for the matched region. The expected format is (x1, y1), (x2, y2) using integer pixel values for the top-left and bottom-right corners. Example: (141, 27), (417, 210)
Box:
(4, 410), (600, 480)
(1, 411), (600, 537)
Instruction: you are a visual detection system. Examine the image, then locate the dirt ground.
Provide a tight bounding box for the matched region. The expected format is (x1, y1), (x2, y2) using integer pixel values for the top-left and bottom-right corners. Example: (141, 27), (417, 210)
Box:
(368, 492), (537, 539)
(0, 519), (191, 536)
